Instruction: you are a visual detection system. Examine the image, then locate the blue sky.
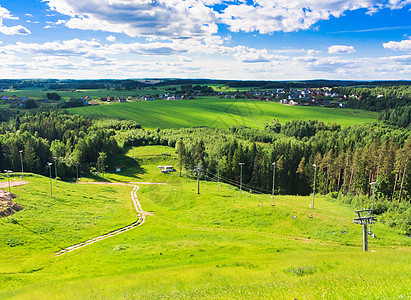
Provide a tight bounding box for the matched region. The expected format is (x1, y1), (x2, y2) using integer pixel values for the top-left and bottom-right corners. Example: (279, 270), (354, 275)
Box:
(0, 0), (410, 80)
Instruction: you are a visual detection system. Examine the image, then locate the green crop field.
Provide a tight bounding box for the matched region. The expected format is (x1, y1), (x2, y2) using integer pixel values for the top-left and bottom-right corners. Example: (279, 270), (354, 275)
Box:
(1, 87), (176, 101)
(0, 146), (409, 299)
(69, 97), (378, 129)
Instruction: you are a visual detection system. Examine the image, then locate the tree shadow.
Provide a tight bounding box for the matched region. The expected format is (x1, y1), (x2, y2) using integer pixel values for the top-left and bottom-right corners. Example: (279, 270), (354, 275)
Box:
(106, 153), (146, 180)
(15, 220), (64, 250)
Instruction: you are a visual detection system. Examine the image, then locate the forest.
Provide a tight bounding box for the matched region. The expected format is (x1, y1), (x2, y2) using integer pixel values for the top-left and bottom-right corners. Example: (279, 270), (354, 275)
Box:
(2, 79), (410, 91)
(330, 86), (411, 128)
(0, 109), (409, 233)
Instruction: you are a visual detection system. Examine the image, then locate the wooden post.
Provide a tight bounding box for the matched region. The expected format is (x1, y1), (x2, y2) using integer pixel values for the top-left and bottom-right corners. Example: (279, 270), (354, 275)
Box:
(363, 223), (368, 252)
(197, 170), (200, 194)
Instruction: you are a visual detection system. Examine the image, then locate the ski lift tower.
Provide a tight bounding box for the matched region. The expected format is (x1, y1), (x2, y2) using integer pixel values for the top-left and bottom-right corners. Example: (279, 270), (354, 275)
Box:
(353, 209), (377, 251)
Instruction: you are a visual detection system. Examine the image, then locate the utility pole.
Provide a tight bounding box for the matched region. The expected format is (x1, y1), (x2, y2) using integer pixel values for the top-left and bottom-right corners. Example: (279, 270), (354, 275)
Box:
(312, 164), (317, 210)
(47, 162), (53, 197)
(179, 158), (182, 177)
(195, 165), (202, 194)
(271, 162), (276, 200)
(353, 209), (377, 251)
(369, 182), (377, 235)
(239, 162), (244, 192)
(54, 157), (58, 186)
(217, 159), (220, 187)
(19, 150), (23, 178)
(4, 170), (13, 222)
(76, 162), (79, 182)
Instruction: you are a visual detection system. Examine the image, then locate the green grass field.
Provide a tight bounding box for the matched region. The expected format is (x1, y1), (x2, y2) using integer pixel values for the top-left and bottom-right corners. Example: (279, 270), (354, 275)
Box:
(69, 97), (378, 129)
(0, 146), (409, 299)
(1, 87), (175, 101)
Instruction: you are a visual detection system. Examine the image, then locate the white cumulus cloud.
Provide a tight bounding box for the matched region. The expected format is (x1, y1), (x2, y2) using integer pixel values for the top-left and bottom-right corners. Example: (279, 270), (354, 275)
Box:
(328, 45), (356, 54)
(44, 0), (218, 40)
(383, 38), (411, 51)
(0, 5), (31, 35)
(106, 35), (116, 42)
(219, 0), (401, 34)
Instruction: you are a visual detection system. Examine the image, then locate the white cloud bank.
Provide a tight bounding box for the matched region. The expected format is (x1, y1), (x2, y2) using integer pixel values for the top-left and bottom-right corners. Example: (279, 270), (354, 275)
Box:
(0, 5), (31, 35)
(0, 38), (409, 80)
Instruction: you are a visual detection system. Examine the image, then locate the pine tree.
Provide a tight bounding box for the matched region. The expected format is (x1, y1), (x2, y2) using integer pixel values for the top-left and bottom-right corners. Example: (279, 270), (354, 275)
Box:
(194, 140), (205, 167)
(398, 139), (410, 202)
(349, 148), (361, 193)
(324, 149), (334, 193)
(97, 152), (107, 177)
(176, 139), (186, 177)
(334, 151), (345, 192)
(342, 148), (351, 194)
(276, 155), (284, 193)
(23, 140), (40, 173)
(296, 156), (306, 175)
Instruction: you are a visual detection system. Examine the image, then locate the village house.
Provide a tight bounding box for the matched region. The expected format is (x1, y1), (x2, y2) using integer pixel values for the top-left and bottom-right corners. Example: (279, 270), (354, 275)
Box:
(144, 95), (155, 101)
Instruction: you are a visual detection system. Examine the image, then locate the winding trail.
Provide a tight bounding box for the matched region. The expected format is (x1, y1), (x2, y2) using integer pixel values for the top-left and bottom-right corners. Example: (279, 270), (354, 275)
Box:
(55, 183), (158, 256)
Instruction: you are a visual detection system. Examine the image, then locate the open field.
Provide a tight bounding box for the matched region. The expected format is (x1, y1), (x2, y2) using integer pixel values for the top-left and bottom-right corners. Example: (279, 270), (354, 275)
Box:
(0, 146), (409, 299)
(1, 87), (177, 101)
(69, 97), (378, 129)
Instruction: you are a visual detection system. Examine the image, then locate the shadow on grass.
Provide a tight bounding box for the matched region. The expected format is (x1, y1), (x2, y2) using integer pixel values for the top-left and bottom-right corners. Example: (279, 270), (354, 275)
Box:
(106, 153), (147, 181)
(86, 173), (112, 183)
(15, 220), (64, 250)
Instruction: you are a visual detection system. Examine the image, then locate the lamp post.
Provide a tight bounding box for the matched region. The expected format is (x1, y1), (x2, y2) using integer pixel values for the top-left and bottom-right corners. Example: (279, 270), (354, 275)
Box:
(4, 170), (13, 221)
(272, 162), (276, 200)
(54, 157), (58, 187)
(312, 164), (317, 210)
(47, 162), (53, 197)
(19, 150), (23, 178)
(239, 163), (244, 192)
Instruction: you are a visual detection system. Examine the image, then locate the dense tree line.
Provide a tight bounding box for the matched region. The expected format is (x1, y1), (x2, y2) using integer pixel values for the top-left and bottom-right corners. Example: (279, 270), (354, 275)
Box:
(379, 106), (410, 128)
(333, 86), (411, 99)
(344, 96), (410, 112)
(115, 121), (409, 199)
(115, 122), (410, 233)
(332, 87), (411, 130)
(0, 112), (141, 178)
(2, 79), (409, 91)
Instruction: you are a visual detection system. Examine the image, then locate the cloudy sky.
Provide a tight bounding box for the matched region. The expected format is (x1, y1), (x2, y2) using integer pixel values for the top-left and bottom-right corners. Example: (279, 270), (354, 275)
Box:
(0, 0), (410, 80)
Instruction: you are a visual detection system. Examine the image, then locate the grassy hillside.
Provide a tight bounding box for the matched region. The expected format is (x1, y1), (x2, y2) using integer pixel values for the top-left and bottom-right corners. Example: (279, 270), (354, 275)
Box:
(1, 88), (154, 100)
(0, 146), (409, 299)
(68, 97), (378, 129)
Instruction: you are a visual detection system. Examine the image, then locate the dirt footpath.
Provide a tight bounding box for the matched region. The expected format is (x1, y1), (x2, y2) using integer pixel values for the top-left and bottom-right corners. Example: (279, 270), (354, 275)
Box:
(0, 181), (29, 189)
(0, 181), (27, 217)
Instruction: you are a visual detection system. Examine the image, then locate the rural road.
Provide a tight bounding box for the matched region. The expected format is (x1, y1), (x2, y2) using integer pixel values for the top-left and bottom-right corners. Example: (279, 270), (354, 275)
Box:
(55, 183), (159, 256)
